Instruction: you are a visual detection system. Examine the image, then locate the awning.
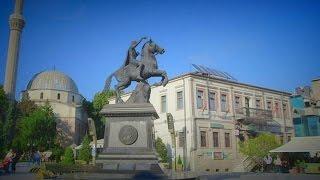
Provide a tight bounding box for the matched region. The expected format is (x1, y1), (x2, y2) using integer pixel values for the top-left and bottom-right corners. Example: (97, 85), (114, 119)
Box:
(270, 136), (320, 153)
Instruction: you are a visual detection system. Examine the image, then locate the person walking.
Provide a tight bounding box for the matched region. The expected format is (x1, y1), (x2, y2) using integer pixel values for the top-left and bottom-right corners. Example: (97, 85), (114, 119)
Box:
(274, 155), (282, 173)
(3, 150), (13, 174)
(11, 149), (21, 173)
(281, 159), (289, 173)
(263, 154), (273, 172)
(33, 151), (41, 166)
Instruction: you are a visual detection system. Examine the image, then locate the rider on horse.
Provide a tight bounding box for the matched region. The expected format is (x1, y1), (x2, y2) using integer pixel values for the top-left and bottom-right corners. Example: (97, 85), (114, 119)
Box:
(124, 37), (147, 81)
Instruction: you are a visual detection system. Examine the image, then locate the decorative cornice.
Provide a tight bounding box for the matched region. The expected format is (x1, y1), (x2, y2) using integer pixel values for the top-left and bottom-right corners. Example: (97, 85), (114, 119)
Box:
(100, 103), (159, 119)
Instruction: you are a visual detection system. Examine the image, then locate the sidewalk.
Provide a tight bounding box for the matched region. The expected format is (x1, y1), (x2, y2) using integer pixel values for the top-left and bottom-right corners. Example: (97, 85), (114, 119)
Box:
(0, 162), (36, 180)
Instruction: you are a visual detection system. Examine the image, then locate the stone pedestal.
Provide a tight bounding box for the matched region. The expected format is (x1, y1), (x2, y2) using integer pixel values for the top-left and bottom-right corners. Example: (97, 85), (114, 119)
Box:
(97, 103), (162, 173)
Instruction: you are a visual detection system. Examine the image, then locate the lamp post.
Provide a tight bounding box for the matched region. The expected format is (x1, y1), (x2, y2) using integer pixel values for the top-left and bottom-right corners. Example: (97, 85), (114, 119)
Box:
(167, 113), (176, 171)
(88, 118), (97, 165)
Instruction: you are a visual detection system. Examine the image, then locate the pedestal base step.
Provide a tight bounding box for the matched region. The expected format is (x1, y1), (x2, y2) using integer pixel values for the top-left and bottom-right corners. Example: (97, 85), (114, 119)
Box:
(62, 171), (167, 179)
(101, 163), (161, 171)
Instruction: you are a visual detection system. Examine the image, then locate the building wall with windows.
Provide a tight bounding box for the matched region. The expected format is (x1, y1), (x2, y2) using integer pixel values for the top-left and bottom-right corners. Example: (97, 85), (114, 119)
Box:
(110, 72), (293, 172)
(22, 70), (88, 146)
(291, 78), (320, 137)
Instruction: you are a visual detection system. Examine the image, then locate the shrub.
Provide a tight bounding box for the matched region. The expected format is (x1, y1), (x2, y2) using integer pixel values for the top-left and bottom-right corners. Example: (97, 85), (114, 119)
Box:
(177, 155), (182, 165)
(155, 137), (168, 163)
(61, 147), (74, 165)
(51, 144), (64, 163)
(78, 135), (91, 164)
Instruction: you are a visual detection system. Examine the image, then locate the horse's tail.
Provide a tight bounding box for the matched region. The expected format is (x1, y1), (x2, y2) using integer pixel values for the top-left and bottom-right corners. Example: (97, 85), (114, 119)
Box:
(103, 73), (114, 92)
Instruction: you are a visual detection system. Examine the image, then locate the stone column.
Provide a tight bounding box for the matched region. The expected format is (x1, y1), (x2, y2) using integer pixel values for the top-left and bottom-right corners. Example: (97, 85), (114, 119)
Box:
(4, 0), (25, 100)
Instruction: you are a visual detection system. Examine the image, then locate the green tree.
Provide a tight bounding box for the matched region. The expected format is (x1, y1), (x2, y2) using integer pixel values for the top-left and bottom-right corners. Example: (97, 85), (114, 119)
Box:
(13, 104), (56, 151)
(61, 147), (74, 165)
(3, 104), (18, 148)
(17, 93), (37, 117)
(78, 134), (92, 164)
(239, 133), (281, 169)
(0, 87), (39, 158)
(0, 86), (18, 158)
(0, 85), (9, 122)
(83, 90), (115, 139)
(92, 91), (115, 111)
(51, 143), (64, 162)
(239, 133), (280, 159)
(155, 137), (168, 163)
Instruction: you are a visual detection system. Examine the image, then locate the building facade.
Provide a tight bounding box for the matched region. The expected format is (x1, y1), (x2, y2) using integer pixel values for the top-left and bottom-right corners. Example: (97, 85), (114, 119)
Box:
(22, 70), (88, 146)
(291, 78), (320, 137)
(110, 71), (293, 172)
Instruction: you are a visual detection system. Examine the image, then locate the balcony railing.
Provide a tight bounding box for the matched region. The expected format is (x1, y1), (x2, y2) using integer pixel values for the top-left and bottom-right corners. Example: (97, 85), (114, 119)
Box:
(236, 107), (273, 122)
(235, 107), (281, 134)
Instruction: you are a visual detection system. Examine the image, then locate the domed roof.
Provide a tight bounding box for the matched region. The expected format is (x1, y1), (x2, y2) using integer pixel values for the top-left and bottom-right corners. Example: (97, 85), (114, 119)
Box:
(27, 70), (79, 93)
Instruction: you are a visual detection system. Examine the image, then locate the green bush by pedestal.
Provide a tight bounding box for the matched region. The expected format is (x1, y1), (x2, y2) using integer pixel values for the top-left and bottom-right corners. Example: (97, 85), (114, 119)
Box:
(61, 147), (74, 165)
(155, 137), (168, 163)
(78, 135), (92, 164)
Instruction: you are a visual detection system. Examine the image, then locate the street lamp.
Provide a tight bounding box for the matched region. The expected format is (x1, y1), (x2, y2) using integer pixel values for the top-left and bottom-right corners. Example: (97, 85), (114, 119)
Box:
(167, 113), (177, 171)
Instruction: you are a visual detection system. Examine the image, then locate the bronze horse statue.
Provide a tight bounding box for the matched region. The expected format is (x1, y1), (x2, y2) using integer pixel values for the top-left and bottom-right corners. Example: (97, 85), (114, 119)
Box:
(104, 39), (168, 103)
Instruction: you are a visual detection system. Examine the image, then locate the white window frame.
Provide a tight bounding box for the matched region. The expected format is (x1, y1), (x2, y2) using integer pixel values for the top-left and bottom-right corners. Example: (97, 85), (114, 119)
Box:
(176, 91), (184, 110)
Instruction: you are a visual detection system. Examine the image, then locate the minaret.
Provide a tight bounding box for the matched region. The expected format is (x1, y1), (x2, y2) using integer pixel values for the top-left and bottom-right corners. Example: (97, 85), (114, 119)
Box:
(4, 0), (25, 101)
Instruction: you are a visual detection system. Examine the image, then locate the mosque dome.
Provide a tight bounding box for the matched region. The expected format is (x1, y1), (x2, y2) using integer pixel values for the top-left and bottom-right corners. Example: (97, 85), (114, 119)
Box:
(26, 70), (79, 93)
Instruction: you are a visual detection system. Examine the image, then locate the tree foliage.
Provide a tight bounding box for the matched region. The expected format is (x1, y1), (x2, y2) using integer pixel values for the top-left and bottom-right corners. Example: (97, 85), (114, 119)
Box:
(51, 144), (64, 163)
(78, 134), (92, 164)
(0, 86), (17, 158)
(13, 104), (56, 151)
(239, 133), (280, 159)
(155, 137), (168, 163)
(62, 147), (74, 165)
(17, 93), (37, 117)
(0, 85), (9, 122)
(2, 104), (18, 149)
(0, 86), (57, 158)
(92, 91), (115, 111)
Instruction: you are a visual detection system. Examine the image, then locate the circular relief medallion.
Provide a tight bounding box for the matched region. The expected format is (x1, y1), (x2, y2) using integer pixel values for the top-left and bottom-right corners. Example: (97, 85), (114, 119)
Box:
(119, 125), (138, 145)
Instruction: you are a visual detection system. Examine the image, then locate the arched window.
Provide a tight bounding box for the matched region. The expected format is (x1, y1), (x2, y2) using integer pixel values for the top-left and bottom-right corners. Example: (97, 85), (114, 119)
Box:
(57, 93), (60, 100)
(40, 92), (43, 99)
(72, 95), (75, 102)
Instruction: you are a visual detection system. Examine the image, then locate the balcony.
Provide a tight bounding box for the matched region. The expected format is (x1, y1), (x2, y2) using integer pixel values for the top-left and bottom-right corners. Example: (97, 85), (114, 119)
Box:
(236, 107), (272, 124)
(235, 107), (281, 134)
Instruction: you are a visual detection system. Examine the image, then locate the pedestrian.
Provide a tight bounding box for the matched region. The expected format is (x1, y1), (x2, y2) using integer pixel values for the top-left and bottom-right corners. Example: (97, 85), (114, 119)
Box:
(33, 151), (41, 165)
(263, 154), (273, 172)
(281, 159), (289, 173)
(274, 155), (282, 173)
(11, 149), (21, 173)
(3, 150), (13, 174)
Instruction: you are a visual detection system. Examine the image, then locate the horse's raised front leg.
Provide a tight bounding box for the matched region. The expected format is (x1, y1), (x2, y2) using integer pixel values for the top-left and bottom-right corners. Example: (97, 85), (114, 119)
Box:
(150, 69), (168, 87)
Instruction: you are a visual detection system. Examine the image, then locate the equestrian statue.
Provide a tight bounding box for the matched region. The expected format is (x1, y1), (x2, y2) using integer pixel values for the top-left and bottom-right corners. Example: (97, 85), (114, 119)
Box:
(104, 37), (168, 103)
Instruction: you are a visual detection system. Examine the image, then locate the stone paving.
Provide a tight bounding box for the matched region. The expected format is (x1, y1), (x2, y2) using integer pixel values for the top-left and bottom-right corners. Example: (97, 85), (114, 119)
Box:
(0, 162), (36, 180)
(1, 163), (319, 180)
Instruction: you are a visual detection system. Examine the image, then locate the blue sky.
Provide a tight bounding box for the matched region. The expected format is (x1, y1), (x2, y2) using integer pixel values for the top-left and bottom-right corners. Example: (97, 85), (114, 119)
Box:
(1, 0), (319, 100)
